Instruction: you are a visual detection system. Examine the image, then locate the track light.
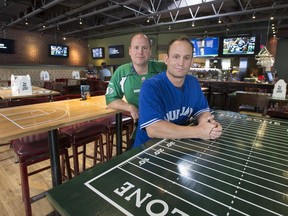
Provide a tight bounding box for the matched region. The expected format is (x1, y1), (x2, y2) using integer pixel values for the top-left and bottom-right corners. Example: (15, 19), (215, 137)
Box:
(252, 12), (256, 19)
(218, 18), (222, 24)
(191, 21), (195, 27)
(79, 18), (82, 25)
(63, 36), (66, 40)
(25, 19), (28, 25)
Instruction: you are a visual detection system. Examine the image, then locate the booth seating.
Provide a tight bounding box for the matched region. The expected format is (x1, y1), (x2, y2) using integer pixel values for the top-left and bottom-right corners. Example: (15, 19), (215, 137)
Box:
(11, 132), (72, 216)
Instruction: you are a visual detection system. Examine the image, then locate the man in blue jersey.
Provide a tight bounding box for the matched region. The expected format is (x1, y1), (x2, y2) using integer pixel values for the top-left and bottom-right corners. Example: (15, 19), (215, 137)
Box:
(133, 36), (223, 147)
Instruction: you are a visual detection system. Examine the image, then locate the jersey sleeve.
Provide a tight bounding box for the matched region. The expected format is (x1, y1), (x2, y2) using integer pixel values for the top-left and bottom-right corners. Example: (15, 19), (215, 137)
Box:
(105, 66), (125, 105)
(138, 79), (165, 130)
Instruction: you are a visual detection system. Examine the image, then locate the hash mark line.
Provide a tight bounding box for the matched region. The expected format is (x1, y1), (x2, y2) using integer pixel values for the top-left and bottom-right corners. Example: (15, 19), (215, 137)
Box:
(157, 144), (288, 188)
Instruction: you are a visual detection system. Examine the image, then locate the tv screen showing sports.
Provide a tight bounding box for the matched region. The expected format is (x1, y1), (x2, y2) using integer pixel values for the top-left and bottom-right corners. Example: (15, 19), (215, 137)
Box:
(0, 38), (15, 54)
(220, 36), (258, 56)
(49, 44), (69, 57)
(91, 47), (105, 59)
(108, 45), (124, 58)
(190, 37), (219, 57)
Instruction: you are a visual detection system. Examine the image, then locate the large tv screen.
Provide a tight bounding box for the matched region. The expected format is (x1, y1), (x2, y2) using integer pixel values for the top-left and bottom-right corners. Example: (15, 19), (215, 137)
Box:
(191, 37), (219, 57)
(0, 38), (15, 54)
(108, 45), (124, 58)
(220, 36), (259, 56)
(91, 47), (105, 59)
(49, 44), (69, 57)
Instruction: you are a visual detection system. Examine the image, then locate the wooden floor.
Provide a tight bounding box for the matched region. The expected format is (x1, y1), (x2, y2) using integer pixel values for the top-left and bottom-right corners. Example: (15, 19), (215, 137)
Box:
(0, 138), (121, 216)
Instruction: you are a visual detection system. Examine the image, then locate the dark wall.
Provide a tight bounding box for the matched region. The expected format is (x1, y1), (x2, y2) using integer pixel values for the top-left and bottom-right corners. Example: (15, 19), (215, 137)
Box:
(275, 38), (288, 81)
(0, 29), (89, 66)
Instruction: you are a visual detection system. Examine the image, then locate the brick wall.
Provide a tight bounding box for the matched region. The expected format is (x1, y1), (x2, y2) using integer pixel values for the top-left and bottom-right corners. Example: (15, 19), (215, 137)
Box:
(0, 28), (88, 66)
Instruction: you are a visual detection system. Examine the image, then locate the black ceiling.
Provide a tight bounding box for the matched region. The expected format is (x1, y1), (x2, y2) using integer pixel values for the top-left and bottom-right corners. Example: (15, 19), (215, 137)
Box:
(1, 0), (288, 40)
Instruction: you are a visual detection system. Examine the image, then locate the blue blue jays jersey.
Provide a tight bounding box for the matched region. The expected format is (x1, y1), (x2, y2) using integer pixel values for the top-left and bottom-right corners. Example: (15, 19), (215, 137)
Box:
(133, 71), (210, 147)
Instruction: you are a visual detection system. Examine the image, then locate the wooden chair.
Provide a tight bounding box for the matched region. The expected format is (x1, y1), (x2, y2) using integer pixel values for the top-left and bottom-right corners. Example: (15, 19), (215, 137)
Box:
(236, 92), (270, 117)
(11, 131), (72, 216)
(55, 78), (69, 94)
(86, 79), (107, 96)
(43, 80), (54, 90)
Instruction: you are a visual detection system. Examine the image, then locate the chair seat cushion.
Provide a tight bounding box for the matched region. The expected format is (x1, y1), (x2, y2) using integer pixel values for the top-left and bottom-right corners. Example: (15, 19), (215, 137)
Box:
(12, 132), (71, 162)
(95, 115), (133, 128)
(60, 121), (105, 145)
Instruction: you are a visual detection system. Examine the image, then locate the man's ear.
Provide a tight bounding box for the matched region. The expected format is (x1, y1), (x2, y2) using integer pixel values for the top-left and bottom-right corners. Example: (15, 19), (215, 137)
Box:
(164, 54), (168, 65)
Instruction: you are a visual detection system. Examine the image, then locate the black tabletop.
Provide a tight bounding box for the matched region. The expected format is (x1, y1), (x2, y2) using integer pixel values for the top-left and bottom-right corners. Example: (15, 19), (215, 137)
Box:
(47, 110), (288, 216)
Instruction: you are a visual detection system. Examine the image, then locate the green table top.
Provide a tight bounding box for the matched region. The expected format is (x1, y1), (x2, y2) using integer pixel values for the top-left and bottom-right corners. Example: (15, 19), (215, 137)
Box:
(47, 110), (288, 216)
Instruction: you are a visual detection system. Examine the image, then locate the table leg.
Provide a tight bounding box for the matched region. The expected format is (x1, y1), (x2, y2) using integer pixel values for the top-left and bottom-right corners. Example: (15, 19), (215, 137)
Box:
(48, 129), (62, 187)
(116, 113), (123, 156)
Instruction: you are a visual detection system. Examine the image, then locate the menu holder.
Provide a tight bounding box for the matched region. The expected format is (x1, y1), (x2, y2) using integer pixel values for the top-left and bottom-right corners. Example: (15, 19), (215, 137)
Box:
(80, 85), (90, 100)
(11, 74), (32, 96)
(40, 71), (50, 81)
(72, 71), (80, 79)
(272, 79), (287, 99)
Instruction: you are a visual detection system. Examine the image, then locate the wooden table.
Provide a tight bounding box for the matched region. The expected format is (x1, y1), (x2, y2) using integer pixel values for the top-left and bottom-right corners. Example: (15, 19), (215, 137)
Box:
(0, 95), (123, 187)
(47, 110), (288, 215)
(0, 86), (60, 100)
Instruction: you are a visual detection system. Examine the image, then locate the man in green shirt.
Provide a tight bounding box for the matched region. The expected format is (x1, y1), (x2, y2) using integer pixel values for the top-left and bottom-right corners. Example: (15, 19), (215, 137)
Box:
(105, 33), (166, 146)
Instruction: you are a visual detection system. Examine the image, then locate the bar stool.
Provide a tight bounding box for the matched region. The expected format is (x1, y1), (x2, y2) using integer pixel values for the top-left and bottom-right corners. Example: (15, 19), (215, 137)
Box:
(59, 121), (106, 176)
(94, 113), (134, 160)
(11, 131), (72, 216)
(209, 83), (227, 110)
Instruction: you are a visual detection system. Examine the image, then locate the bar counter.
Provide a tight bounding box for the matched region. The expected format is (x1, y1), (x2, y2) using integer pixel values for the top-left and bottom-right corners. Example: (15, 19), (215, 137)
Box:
(199, 80), (275, 93)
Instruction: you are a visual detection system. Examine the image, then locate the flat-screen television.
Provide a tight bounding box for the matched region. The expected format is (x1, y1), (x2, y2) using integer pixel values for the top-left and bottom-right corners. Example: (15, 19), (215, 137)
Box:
(91, 47), (105, 59)
(190, 37), (219, 57)
(0, 38), (15, 54)
(108, 45), (124, 58)
(219, 36), (259, 56)
(49, 44), (69, 57)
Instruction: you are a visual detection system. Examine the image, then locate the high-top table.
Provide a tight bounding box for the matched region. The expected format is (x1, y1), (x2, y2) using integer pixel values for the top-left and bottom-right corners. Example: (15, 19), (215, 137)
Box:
(0, 95), (123, 187)
(0, 86), (60, 100)
(47, 110), (288, 215)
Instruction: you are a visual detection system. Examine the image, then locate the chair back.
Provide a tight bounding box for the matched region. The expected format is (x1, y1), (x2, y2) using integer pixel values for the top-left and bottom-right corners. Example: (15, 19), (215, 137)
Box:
(236, 92), (269, 116)
(55, 78), (68, 94)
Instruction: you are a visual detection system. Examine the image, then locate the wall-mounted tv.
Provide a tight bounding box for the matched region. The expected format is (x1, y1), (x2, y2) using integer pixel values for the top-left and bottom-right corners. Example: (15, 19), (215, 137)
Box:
(49, 44), (69, 57)
(219, 36), (259, 56)
(190, 37), (219, 57)
(108, 45), (124, 58)
(91, 47), (105, 59)
(0, 38), (15, 54)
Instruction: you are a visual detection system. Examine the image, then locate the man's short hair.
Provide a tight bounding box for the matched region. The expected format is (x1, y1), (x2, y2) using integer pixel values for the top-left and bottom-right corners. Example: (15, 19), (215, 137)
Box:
(166, 36), (194, 57)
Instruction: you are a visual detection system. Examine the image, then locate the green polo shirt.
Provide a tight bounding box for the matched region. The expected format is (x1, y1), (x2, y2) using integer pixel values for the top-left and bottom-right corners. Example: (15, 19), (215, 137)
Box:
(105, 60), (166, 107)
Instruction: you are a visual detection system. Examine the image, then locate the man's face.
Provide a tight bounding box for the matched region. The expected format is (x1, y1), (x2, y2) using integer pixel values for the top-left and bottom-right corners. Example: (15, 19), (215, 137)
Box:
(129, 34), (152, 67)
(164, 40), (193, 79)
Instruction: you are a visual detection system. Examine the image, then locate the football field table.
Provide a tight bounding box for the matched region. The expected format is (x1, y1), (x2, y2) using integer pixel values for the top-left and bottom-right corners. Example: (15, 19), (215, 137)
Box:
(47, 110), (288, 216)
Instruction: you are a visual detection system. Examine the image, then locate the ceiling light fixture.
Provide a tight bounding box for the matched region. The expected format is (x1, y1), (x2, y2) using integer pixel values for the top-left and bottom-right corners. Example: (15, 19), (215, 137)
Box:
(168, 25), (171, 30)
(252, 12), (256, 19)
(63, 36), (66, 40)
(192, 21), (195, 27)
(25, 19), (28, 25)
(43, 24), (46, 28)
(79, 18), (82, 25)
(270, 16), (274, 20)
(218, 18), (222, 24)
